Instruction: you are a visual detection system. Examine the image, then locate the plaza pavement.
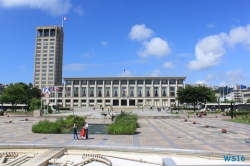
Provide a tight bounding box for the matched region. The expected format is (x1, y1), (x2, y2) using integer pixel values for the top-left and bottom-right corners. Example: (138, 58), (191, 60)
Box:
(0, 107), (250, 157)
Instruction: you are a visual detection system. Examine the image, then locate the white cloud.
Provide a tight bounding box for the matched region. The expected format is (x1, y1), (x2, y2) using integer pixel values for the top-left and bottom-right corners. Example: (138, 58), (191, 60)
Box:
(226, 24), (250, 47)
(163, 61), (175, 69)
(206, 23), (215, 28)
(188, 34), (225, 70)
(206, 74), (215, 81)
(195, 80), (208, 85)
(188, 24), (250, 70)
(63, 64), (85, 71)
(129, 24), (153, 41)
(0, 0), (72, 16)
(150, 69), (160, 76)
(73, 6), (84, 16)
(101, 40), (107, 46)
(138, 37), (171, 57)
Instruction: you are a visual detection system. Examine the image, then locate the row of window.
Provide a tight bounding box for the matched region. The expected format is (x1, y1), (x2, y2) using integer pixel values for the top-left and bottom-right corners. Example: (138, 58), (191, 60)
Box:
(64, 86), (182, 98)
(35, 69), (54, 72)
(36, 54), (54, 57)
(37, 46), (55, 49)
(35, 77), (54, 80)
(35, 66), (54, 68)
(65, 79), (184, 85)
(34, 81), (54, 85)
(36, 50), (55, 53)
(36, 62), (54, 64)
(37, 39), (55, 42)
(35, 73), (53, 76)
(36, 58), (54, 60)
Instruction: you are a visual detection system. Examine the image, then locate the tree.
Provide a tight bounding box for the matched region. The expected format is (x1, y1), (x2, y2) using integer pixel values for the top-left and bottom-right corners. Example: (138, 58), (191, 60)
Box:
(0, 84), (27, 111)
(29, 98), (42, 111)
(0, 82), (41, 111)
(176, 86), (216, 112)
(247, 98), (250, 103)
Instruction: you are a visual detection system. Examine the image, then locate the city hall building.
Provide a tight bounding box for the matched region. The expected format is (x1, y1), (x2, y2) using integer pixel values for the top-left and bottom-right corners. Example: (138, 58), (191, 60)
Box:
(33, 26), (186, 108)
(51, 77), (186, 108)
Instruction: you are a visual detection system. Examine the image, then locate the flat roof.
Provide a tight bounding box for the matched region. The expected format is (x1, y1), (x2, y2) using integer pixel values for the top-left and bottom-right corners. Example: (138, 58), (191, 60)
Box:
(63, 76), (186, 79)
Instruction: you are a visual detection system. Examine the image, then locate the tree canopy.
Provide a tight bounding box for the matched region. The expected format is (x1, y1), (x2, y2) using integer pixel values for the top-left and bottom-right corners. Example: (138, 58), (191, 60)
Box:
(176, 86), (217, 111)
(0, 82), (41, 111)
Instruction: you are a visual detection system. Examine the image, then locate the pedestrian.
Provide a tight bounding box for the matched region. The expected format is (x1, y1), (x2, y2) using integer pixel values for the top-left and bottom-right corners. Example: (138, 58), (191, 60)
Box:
(73, 123), (78, 140)
(84, 122), (89, 139)
(79, 123), (86, 140)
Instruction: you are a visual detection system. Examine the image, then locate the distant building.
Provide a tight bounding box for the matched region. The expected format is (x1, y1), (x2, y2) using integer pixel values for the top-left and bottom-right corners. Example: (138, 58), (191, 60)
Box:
(33, 26), (64, 89)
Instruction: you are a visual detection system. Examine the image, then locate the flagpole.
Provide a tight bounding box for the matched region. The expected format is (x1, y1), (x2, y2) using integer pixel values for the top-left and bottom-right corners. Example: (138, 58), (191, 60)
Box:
(62, 17), (63, 27)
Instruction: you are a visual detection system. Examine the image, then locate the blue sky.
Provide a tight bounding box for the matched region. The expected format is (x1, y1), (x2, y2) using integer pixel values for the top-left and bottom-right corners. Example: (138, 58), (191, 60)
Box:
(1, 0), (250, 87)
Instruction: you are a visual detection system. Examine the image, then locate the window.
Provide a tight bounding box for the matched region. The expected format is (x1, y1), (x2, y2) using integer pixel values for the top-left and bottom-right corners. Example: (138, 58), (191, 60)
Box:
(97, 80), (103, 85)
(44, 30), (49, 36)
(49, 54), (54, 56)
(50, 29), (55, 36)
(37, 39), (41, 41)
(137, 80), (144, 85)
(35, 74), (40, 76)
(89, 87), (94, 97)
(36, 54), (40, 57)
(122, 87), (127, 97)
(42, 77), (46, 80)
(170, 87), (175, 96)
(105, 80), (111, 85)
(153, 80), (160, 84)
(49, 70), (53, 72)
(37, 47), (41, 49)
(49, 66), (53, 68)
(49, 62), (53, 64)
(113, 80), (119, 85)
(81, 80), (87, 85)
(129, 80), (135, 84)
(162, 80), (168, 84)
(36, 50), (41, 53)
(113, 87), (118, 97)
(42, 62), (47, 64)
(121, 80), (127, 85)
(36, 62), (40, 64)
(178, 87), (183, 91)
(129, 87), (134, 97)
(74, 87), (79, 97)
(36, 58), (40, 60)
(43, 58), (47, 60)
(48, 77), (53, 80)
(162, 87), (167, 97)
(42, 81), (46, 84)
(65, 87), (71, 97)
(145, 80), (152, 85)
(154, 87), (159, 97)
(35, 70), (40, 72)
(137, 87), (143, 97)
(73, 80), (79, 85)
(178, 80), (184, 84)
(42, 70), (46, 72)
(43, 50), (47, 53)
(43, 54), (47, 57)
(42, 66), (46, 68)
(50, 50), (54, 53)
(50, 42), (55, 45)
(97, 87), (102, 97)
(43, 46), (48, 49)
(43, 39), (48, 41)
(50, 39), (55, 41)
(146, 87), (151, 97)
(65, 80), (72, 85)
(89, 80), (95, 85)
(49, 73), (53, 76)
(37, 43), (41, 45)
(105, 87), (110, 97)
(35, 78), (39, 80)
(82, 87), (86, 97)
(50, 46), (54, 49)
(49, 58), (54, 60)
(170, 80), (176, 84)
(42, 74), (46, 76)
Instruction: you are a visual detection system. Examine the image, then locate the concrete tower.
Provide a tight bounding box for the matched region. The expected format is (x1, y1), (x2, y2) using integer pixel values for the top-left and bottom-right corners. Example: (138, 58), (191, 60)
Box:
(33, 26), (63, 88)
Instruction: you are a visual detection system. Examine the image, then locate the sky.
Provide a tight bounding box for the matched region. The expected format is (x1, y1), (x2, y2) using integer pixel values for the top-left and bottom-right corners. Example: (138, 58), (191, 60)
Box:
(1, 0), (250, 87)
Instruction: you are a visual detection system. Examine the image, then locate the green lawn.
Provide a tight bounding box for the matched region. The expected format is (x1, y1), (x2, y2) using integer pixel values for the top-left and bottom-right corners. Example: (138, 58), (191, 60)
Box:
(225, 116), (250, 125)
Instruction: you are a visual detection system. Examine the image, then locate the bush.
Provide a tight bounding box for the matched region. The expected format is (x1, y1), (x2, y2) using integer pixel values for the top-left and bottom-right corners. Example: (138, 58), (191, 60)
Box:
(32, 115), (85, 133)
(107, 112), (138, 135)
(58, 107), (71, 110)
(32, 120), (61, 133)
(0, 111), (4, 116)
(226, 110), (250, 116)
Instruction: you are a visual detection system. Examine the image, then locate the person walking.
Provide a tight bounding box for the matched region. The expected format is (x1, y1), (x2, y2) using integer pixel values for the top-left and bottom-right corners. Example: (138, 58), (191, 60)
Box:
(84, 122), (89, 139)
(79, 123), (86, 140)
(73, 123), (78, 140)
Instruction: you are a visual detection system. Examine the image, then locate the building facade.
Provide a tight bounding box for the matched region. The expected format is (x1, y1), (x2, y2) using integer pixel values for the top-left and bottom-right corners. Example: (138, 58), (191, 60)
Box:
(45, 77), (186, 108)
(33, 26), (64, 88)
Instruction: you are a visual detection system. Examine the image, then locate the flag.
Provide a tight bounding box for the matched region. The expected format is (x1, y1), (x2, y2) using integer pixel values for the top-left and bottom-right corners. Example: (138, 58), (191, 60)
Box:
(124, 89), (127, 93)
(63, 17), (67, 20)
(51, 86), (59, 91)
(240, 85), (247, 89)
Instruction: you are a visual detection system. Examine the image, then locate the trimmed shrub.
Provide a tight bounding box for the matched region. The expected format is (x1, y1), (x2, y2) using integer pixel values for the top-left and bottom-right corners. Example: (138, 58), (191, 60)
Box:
(0, 111), (4, 116)
(107, 112), (138, 135)
(32, 120), (61, 133)
(32, 115), (85, 133)
(225, 110), (250, 116)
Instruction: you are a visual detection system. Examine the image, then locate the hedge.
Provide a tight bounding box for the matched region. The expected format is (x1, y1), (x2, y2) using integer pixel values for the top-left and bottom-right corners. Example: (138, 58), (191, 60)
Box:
(225, 110), (250, 116)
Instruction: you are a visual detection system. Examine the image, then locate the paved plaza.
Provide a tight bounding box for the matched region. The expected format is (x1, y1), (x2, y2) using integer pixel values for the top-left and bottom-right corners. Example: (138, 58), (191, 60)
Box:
(0, 108), (250, 155)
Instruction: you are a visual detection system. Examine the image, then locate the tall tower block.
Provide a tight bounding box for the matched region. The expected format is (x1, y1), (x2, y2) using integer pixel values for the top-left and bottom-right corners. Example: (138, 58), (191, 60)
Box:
(33, 26), (63, 88)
